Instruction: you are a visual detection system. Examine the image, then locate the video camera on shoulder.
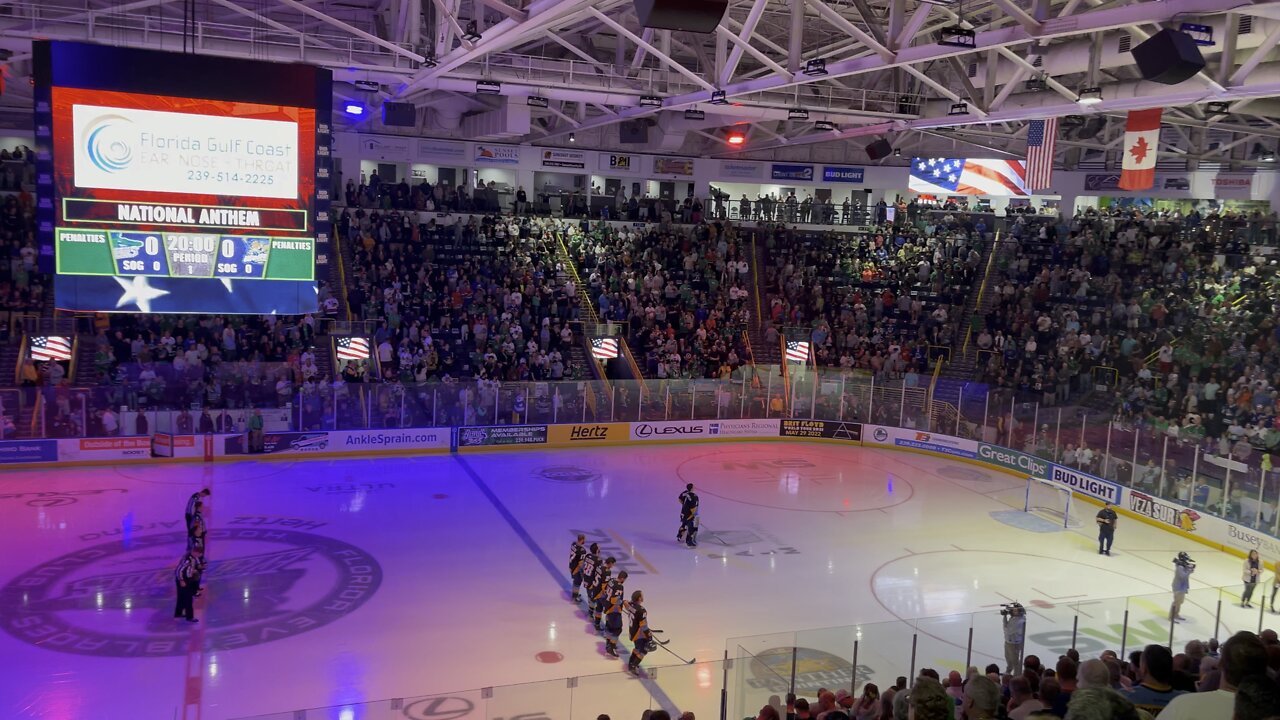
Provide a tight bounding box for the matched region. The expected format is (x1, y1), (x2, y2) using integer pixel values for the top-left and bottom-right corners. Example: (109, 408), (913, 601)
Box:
(1173, 551), (1196, 569)
(1000, 601), (1025, 617)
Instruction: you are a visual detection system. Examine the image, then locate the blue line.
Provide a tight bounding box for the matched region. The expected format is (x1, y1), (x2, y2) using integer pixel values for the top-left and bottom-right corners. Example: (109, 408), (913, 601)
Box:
(453, 455), (679, 715)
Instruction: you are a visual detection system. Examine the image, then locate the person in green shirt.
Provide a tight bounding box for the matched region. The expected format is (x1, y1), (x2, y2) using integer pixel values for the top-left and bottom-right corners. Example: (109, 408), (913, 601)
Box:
(248, 409), (264, 453)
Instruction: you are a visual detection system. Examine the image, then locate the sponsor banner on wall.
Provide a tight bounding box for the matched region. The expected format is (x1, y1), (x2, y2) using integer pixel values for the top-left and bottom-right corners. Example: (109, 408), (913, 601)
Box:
(1127, 490), (1201, 532)
(771, 164), (814, 181)
(1047, 463), (1122, 504)
(601, 154), (638, 173)
(58, 437), (152, 462)
(473, 144), (521, 165)
(329, 428), (450, 451)
(630, 419), (780, 441)
(224, 432), (330, 456)
(0, 439), (58, 463)
(1084, 173), (1190, 192)
(416, 138), (466, 161)
(779, 419), (862, 441)
(720, 160), (762, 179)
(356, 134), (413, 162)
(458, 425), (548, 447)
(977, 443), (1049, 478)
(654, 158), (694, 176)
(547, 423), (630, 445)
(865, 425), (978, 458)
(822, 166), (865, 183)
(541, 148), (586, 169)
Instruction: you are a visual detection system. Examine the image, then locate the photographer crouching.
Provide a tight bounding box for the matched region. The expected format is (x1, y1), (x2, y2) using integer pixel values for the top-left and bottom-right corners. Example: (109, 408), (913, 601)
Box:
(1170, 552), (1195, 623)
(1002, 601), (1026, 675)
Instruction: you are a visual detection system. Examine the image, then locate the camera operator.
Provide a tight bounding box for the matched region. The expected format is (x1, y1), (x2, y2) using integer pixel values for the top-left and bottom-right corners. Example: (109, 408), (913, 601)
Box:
(1002, 602), (1026, 675)
(1170, 552), (1195, 623)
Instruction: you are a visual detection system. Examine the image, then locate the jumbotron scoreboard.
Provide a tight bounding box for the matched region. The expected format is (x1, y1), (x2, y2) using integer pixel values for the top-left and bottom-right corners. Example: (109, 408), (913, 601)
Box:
(34, 41), (333, 314)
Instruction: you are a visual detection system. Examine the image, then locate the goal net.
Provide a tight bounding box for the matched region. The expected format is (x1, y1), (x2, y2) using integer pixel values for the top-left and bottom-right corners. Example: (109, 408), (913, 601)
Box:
(1024, 476), (1078, 528)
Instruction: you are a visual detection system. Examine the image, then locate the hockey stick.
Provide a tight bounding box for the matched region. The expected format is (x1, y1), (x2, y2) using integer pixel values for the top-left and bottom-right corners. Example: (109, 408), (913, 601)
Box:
(656, 641), (695, 664)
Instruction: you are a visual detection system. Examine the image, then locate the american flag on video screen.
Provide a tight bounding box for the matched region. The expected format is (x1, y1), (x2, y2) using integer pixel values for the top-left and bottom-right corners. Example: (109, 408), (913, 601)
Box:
(785, 340), (811, 363)
(30, 335), (73, 362)
(1025, 118), (1058, 190)
(335, 336), (370, 360)
(909, 157), (1028, 196)
(591, 337), (619, 360)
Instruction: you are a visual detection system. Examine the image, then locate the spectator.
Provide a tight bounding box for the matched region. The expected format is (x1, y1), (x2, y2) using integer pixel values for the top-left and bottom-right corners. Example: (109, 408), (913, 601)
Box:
(1125, 644), (1184, 715)
(1159, 631), (1267, 719)
(909, 677), (952, 720)
(1064, 688), (1141, 720)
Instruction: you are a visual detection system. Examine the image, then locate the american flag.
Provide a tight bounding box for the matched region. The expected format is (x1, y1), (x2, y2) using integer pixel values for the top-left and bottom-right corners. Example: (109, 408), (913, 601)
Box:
(909, 157), (1028, 196)
(1025, 118), (1058, 190)
(30, 335), (72, 362)
(335, 336), (370, 360)
(591, 337), (619, 360)
(785, 340), (811, 364)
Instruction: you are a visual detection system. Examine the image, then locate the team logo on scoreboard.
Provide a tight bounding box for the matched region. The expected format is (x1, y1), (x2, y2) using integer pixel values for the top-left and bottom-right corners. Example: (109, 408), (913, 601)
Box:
(0, 529), (382, 657)
(83, 114), (135, 173)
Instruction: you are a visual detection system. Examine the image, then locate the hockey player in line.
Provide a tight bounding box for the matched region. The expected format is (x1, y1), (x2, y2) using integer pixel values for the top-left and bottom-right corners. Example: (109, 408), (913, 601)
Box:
(577, 543), (601, 608)
(627, 589), (654, 675)
(603, 570), (629, 658)
(591, 557), (616, 631)
(569, 534), (587, 602)
(677, 483), (699, 547)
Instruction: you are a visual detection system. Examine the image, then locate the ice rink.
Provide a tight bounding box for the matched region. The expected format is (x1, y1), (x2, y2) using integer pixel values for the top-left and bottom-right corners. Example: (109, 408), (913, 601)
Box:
(0, 442), (1266, 719)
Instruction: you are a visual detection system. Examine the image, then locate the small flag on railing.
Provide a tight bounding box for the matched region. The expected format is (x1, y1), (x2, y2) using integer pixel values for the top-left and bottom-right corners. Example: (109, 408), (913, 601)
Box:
(591, 337), (619, 360)
(30, 336), (72, 362)
(785, 340), (811, 363)
(336, 336), (371, 360)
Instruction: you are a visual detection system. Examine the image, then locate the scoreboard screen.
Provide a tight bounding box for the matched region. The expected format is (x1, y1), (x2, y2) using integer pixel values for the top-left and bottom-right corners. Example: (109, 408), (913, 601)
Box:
(35, 42), (332, 314)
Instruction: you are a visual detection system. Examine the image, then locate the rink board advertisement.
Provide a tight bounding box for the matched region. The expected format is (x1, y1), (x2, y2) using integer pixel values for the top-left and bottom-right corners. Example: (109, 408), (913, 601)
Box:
(546, 423), (629, 446)
(778, 420), (862, 441)
(328, 428), (449, 452)
(57, 436), (151, 462)
(977, 443), (1049, 478)
(1046, 463), (1122, 504)
(629, 419), (780, 441)
(458, 425), (548, 447)
(864, 425), (978, 458)
(223, 431), (329, 455)
(0, 439), (58, 464)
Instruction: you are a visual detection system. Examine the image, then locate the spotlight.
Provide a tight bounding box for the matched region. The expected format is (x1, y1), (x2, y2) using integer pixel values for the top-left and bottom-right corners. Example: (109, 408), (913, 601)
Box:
(802, 59), (828, 76)
(938, 26), (976, 48)
(639, 95), (663, 108)
(893, 147), (901, 157)
(709, 90), (729, 105)
(947, 102), (969, 117)
(685, 108), (706, 120)
(463, 20), (482, 42)
(1076, 87), (1103, 105)
(814, 120), (837, 132)
(527, 95), (549, 108)
(569, 133), (576, 143)
(726, 132), (746, 145)
(343, 102), (366, 117)
(476, 80), (502, 94)
(788, 108), (809, 120)
(353, 80), (380, 92)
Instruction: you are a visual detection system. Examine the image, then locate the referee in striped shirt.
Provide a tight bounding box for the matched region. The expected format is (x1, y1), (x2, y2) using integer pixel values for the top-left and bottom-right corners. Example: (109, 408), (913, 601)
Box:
(185, 489), (210, 529)
(174, 550), (200, 622)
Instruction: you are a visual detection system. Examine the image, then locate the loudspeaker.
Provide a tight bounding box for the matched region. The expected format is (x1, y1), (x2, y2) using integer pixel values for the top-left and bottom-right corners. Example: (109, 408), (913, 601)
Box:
(632, 0), (727, 33)
(619, 119), (649, 144)
(382, 102), (416, 127)
(865, 139), (893, 161)
(1131, 29), (1205, 85)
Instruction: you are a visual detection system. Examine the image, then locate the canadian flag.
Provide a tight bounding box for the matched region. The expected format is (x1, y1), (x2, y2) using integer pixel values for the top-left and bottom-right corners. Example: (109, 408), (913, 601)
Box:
(1118, 109), (1162, 191)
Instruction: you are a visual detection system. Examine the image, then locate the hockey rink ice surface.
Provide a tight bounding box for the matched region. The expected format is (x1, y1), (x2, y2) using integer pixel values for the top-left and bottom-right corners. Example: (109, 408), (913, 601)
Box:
(0, 442), (1267, 720)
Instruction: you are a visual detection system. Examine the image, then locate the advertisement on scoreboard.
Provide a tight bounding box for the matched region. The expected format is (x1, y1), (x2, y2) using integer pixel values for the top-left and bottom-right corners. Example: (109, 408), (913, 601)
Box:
(909, 158), (1028, 197)
(38, 42), (329, 315)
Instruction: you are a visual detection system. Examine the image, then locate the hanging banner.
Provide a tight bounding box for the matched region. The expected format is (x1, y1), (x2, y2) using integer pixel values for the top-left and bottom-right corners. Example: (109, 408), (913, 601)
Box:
(654, 158), (694, 176)
(771, 164), (814, 181)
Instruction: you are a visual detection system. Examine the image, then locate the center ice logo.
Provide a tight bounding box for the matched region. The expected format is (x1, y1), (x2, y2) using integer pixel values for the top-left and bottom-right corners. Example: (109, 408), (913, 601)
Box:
(0, 528), (382, 657)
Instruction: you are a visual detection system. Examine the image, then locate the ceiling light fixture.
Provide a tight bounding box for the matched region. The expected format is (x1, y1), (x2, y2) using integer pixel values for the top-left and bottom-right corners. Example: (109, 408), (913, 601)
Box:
(709, 90), (728, 105)
(463, 20), (482, 42)
(788, 108), (809, 120)
(802, 59), (828, 76)
(814, 120), (837, 132)
(947, 102), (969, 117)
(939, 26), (976, 49)
(1076, 87), (1103, 105)
(639, 95), (663, 108)
(568, 133), (576, 143)
(726, 132), (746, 145)
(685, 108), (706, 120)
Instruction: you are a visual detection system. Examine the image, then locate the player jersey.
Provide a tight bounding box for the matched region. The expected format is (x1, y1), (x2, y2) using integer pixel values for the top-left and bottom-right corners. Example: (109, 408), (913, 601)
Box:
(605, 579), (626, 614)
(630, 604), (650, 642)
(679, 490), (699, 520)
(569, 541), (586, 573)
(593, 567), (612, 600)
(579, 552), (599, 583)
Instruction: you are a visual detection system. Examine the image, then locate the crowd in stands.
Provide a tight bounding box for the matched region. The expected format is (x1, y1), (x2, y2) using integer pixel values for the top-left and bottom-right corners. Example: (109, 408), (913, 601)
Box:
(340, 208), (586, 385)
(562, 217), (754, 381)
(0, 181), (43, 322)
(757, 215), (988, 382)
(738, 629), (1272, 719)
